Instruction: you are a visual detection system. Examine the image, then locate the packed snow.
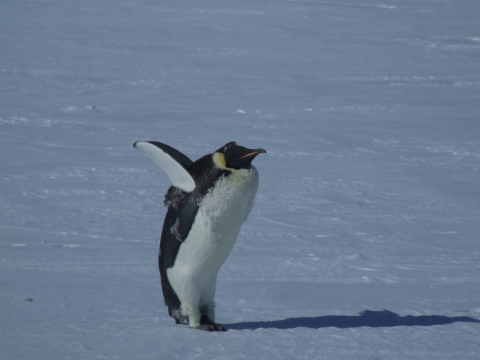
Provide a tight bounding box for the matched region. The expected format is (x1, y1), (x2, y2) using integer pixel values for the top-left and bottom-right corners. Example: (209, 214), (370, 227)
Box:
(1, 0), (479, 359)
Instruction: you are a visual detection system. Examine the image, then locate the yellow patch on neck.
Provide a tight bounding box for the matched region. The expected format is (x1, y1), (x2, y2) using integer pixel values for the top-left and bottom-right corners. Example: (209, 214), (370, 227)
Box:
(213, 152), (230, 170)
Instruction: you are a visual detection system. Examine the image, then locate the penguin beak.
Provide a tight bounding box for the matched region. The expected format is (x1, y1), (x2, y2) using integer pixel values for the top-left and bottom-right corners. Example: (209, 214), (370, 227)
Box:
(240, 149), (267, 159)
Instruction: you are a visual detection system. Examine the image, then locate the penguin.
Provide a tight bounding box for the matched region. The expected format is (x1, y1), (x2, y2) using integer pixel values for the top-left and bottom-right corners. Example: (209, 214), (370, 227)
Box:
(133, 140), (266, 331)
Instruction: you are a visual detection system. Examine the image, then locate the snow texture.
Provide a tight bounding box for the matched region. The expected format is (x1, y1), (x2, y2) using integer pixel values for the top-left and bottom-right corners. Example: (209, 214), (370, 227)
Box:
(1, 0), (479, 359)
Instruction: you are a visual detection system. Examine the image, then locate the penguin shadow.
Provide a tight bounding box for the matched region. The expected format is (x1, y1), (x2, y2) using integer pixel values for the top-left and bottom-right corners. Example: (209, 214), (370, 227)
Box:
(224, 309), (480, 331)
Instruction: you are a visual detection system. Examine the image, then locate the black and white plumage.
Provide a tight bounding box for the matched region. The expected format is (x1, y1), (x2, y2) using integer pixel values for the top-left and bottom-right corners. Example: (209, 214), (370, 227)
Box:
(133, 141), (266, 331)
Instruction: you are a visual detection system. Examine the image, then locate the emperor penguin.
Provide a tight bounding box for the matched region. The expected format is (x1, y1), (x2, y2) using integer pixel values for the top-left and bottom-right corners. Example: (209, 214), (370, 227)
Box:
(133, 141), (266, 331)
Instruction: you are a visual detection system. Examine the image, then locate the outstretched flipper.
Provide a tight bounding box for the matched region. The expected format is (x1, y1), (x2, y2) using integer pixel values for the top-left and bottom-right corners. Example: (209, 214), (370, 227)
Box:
(134, 140), (199, 323)
(133, 141), (195, 192)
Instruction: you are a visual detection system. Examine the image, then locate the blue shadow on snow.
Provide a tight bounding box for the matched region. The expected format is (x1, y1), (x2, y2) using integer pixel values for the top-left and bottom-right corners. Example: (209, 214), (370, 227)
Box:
(224, 310), (479, 330)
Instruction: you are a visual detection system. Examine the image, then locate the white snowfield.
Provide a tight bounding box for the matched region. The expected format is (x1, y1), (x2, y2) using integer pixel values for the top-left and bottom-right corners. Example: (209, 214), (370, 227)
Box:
(1, 0), (479, 359)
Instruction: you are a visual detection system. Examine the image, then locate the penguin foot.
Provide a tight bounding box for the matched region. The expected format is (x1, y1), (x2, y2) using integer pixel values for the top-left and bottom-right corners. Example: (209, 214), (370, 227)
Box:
(196, 324), (227, 332)
(194, 315), (227, 331)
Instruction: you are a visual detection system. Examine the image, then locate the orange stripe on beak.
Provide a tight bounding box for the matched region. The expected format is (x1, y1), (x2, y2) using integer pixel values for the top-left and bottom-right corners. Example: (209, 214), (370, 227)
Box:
(240, 151), (261, 159)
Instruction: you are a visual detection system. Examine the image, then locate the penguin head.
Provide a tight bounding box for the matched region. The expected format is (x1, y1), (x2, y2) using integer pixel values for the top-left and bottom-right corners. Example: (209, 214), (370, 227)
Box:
(214, 142), (267, 170)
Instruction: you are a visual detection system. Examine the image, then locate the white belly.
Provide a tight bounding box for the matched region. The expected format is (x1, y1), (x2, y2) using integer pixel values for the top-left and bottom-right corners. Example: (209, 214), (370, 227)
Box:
(166, 167), (259, 306)
(167, 197), (248, 299)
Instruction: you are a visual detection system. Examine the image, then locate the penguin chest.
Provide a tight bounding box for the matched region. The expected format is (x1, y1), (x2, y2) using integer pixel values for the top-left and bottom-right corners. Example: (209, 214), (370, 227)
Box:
(175, 197), (249, 275)
(167, 167), (259, 300)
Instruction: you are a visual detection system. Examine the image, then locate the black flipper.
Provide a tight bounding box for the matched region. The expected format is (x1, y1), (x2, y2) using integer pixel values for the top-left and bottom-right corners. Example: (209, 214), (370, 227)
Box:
(133, 141), (195, 192)
(170, 193), (199, 242)
(158, 192), (199, 321)
(146, 141), (193, 169)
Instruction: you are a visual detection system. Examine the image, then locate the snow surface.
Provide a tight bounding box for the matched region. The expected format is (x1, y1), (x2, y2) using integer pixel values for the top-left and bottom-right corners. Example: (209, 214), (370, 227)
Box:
(1, 0), (480, 359)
